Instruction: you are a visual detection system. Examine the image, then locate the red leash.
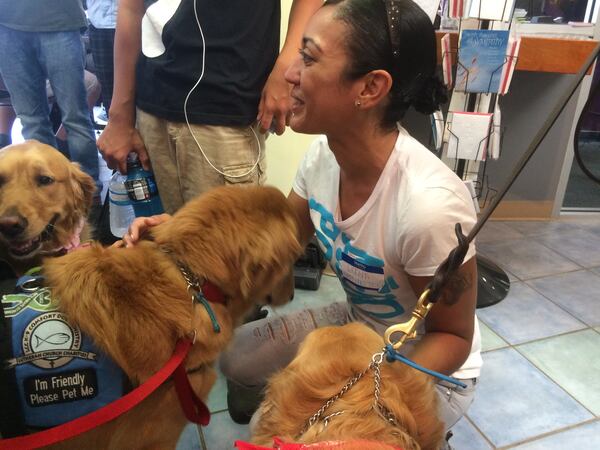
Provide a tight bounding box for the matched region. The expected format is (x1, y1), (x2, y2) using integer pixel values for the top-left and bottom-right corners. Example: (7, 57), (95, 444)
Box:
(174, 362), (211, 426)
(0, 338), (209, 449)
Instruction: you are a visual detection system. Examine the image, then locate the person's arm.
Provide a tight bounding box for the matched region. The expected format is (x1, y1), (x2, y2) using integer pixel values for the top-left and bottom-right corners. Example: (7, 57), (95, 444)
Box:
(405, 256), (478, 375)
(257, 0), (323, 134)
(97, 0), (149, 173)
(287, 190), (316, 248)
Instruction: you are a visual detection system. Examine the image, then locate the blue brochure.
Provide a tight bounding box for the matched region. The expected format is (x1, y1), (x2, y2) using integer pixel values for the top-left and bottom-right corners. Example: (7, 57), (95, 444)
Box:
(456, 30), (509, 93)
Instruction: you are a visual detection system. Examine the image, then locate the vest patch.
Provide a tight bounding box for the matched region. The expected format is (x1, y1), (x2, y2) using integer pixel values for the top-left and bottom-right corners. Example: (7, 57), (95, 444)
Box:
(6, 308), (95, 370)
(1, 272), (125, 428)
(24, 367), (98, 407)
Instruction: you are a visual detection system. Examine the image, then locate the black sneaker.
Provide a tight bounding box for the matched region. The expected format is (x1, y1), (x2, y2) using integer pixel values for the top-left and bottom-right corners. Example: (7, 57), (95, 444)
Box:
(226, 379), (264, 425)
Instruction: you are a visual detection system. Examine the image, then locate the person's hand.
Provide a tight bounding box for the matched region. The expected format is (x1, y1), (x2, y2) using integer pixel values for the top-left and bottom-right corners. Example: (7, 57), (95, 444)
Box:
(97, 120), (151, 173)
(122, 213), (172, 247)
(257, 63), (291, 135)
(111, 239), (125, 248)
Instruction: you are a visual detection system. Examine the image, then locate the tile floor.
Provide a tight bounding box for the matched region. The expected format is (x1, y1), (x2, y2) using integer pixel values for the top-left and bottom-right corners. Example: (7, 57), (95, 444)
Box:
(174, 215), (600, 450)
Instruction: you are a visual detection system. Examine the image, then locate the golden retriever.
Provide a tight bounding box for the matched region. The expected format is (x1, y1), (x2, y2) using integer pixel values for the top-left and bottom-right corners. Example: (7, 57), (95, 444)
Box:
(41, 185), (303, 448)
(251, 323), (445, 450)
(0, 140), (96, 276)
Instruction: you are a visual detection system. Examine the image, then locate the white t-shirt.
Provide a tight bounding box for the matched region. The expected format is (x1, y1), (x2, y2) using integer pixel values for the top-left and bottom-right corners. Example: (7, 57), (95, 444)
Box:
(293, 127), (482, 379)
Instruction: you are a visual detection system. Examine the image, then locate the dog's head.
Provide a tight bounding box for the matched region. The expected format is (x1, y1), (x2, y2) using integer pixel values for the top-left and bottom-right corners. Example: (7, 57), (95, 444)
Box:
(0, 140), (96, 261)
(152, 185), (303, 324)
(252, 323), (445, 450)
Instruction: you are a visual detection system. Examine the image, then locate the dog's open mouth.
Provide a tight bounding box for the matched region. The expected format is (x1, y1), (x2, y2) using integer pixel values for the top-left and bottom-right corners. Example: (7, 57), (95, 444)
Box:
(8, 235), (43, 257)
(5, 214), (59, 258)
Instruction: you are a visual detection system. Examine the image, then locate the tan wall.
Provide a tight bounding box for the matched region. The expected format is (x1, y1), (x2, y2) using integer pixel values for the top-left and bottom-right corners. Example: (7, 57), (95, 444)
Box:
(264, 0), (316, 193)
(265, 127), (314, 194)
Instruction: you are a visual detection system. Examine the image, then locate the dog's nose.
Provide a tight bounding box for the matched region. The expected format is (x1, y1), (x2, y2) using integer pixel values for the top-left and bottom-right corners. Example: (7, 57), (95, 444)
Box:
(0, 215), (28, 238)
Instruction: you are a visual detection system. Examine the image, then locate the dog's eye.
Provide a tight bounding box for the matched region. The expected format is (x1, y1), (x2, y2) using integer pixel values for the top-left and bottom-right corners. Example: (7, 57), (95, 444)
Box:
(37, 175), (54, 186)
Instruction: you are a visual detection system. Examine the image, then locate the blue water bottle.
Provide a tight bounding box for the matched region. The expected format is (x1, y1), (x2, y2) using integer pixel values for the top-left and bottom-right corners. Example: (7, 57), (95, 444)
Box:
(124, 153), (164, 217)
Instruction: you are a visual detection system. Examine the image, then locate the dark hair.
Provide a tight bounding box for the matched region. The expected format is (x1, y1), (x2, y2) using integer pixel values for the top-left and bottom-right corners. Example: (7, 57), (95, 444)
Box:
(324, 0), (448, 128)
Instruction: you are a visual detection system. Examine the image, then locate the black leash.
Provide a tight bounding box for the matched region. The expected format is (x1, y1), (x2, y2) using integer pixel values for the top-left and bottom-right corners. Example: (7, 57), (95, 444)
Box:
(426, 41), (600, 304)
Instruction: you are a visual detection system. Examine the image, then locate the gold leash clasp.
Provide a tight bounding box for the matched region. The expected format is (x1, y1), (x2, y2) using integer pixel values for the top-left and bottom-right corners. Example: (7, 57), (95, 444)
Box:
(383, 289), (434, 351)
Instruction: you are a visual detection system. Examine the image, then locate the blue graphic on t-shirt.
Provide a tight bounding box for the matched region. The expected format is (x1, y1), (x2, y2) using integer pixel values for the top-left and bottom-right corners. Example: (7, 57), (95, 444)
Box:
(308, 198), (405, 319)
(335, 232), (383, 268)
(344, 278), (406, 318)
(309, 198), (339, 261)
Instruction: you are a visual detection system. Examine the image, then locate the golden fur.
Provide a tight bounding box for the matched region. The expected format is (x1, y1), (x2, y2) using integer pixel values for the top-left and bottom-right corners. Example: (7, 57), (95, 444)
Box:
(42, 185), (303, 448)
(251, 323), (445, 450)
(0, 140), (96, 275)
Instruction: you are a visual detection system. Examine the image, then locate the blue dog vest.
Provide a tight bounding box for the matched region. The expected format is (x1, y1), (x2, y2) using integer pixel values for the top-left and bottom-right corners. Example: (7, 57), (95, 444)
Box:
(1, 270), (125, 429)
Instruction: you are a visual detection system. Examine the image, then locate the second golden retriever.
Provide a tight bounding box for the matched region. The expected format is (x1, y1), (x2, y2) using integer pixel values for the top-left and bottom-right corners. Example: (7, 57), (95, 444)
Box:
(0, 140), (96, 276)
(41, 185), (303, 448)
(251, 323), (445, 450)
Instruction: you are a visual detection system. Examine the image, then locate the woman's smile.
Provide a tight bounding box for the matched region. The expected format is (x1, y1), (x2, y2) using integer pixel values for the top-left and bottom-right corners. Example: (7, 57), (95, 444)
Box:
(290, 91), (304, 114)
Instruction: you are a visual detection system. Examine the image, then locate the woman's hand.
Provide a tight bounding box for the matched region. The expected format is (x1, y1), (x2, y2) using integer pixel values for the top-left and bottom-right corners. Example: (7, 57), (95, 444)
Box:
(122, 214), (172, 247)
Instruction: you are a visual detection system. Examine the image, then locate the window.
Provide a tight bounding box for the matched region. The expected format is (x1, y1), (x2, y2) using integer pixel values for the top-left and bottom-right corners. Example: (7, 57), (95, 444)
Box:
(514, 0), (598, 23)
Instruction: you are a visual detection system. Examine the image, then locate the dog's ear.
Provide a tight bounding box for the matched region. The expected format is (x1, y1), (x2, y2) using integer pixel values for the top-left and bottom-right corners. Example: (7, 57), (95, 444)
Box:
(234, 203), (302, 300)
(68, 162), (97, 215)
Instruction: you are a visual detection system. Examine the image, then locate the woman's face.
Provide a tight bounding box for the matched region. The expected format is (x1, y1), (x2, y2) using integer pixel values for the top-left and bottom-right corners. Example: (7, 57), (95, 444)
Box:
(284, 6), (362, 135)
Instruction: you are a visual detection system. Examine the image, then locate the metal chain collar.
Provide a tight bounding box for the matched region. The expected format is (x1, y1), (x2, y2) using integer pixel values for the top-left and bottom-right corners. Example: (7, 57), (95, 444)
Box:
(299, 350), (400, 437)
(372, 351), (399, 426)
(160, 247), (203, 293)
(161, 249), (205, 341)
(176, 261), (203, 294)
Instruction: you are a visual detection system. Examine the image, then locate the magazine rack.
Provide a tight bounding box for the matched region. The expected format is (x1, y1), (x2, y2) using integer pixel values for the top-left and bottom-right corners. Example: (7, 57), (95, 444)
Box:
(444, 3), (515, 307)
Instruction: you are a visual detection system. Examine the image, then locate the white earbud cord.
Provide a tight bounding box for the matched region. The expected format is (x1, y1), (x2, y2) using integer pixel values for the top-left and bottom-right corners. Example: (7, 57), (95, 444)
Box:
(183, 0), (262, 179)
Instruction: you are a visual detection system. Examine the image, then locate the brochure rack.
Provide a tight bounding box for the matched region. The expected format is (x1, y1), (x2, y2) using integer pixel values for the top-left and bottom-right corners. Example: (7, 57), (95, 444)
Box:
(442, 0), (514, 307)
